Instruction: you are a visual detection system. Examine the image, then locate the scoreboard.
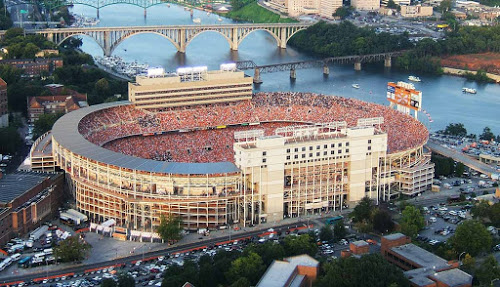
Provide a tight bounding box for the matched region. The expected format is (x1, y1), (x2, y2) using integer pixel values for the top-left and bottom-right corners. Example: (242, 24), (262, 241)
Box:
(387, 82), (422, 111)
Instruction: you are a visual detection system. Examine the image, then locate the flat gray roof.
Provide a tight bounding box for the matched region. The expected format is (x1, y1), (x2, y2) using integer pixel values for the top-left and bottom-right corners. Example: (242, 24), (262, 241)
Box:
(391, 244), (449, 269)
(351, 240), (369, 247)
(383, 233), (407, 241)
(430, 268), (473, 287)
(257, 260), (296, 287)
(0, 171), (50, 203)
(409, 275), (435, 287)
(51, 101), (240, 175)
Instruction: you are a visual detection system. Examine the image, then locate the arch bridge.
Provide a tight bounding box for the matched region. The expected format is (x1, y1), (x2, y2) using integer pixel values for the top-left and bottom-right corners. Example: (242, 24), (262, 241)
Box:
(23, 23), (310, 56)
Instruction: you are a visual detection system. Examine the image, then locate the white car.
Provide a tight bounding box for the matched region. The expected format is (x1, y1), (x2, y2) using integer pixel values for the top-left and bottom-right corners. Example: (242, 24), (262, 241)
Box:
(438, 206), (448, 211)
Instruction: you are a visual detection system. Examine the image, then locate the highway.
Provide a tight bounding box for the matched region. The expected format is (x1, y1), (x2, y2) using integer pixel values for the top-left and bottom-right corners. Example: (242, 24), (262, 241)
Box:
(426, 140), (497, 176)
(0, 221), (313, 284)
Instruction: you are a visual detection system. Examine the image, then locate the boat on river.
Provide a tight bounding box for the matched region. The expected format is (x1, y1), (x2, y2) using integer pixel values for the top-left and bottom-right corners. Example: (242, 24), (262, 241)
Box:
(408, 75), (421, 82)
(462, 87), (477, 94)
(352, 84), (360, 89)
(193, 18), (201, 24)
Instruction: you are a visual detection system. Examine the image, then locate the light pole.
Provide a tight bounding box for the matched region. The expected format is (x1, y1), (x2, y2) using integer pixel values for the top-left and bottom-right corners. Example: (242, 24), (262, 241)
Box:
(491, 278), (499, 287)
(458, 251), (466, 265)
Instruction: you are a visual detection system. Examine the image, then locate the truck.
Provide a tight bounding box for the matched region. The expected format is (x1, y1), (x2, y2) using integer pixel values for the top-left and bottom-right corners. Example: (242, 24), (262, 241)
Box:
(30, 225), (49, 241)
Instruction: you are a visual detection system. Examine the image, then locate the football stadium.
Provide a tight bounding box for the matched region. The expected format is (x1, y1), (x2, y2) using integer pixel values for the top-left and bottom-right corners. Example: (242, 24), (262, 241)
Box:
(43, 66), (434, 238)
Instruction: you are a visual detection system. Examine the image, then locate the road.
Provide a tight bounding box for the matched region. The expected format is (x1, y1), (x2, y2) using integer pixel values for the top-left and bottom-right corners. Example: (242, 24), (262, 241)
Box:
(426, 140), (497, 176)
(0, 221), (314, 284)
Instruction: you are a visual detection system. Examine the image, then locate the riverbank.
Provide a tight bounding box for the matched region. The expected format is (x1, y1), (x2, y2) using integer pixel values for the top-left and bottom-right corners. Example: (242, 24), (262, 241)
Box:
(442, 67), (500, 84)
(224, 2), (296, 23)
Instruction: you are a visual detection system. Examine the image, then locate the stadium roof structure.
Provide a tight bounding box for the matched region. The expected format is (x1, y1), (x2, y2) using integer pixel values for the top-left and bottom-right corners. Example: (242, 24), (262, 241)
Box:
(51, 101), (241, 175)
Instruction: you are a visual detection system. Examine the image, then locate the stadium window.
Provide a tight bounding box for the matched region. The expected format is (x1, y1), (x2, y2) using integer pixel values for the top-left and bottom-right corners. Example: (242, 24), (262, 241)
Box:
(302, 154), (306, 158)
(346, 142), (349, 147)
(339, 143), (342, 147)
(286, 155), (291, 160)
(295, 148), (299, 152)
(368, 146), (371, 151)
(331, 144), (335, 148)
(309, 146), (313, 151)
(316, 145), (320, 150)
(324, 151), (327, 156)
(294, 155), (298, 159)
(316, 152), (320, 156)
(338, 149), (342, 154)
(331, 150), (334, 155)
(324, 144), (328, 149)
(287, 149), (290, 153)
(302, 147), (306, 152)
(309, 153), (313, 157)
(262, 158), (266, 163)
(346, 149), (349, 153)
(368, 139), (372, 144)
(263, 151), (267, 156)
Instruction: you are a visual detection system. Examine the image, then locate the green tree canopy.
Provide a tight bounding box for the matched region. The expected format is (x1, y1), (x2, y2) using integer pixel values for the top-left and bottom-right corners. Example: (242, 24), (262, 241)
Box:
(101, 278), (117, 287)
(0, 127), (22, 155)
(32, 113), (64, 140)
(226, 251), (266, 285)
(333, 7), (352, 19)
(53, 236), (91, 262)
(319, 225), (334, 242)
(315, 254), (410, 287)
(373, 209), (395, 234)
(156, 214), (183, 242)
(479, 126), (495, 141)
(449, 220), (492, 256)
(350, 196), (375, 223)
(117, 272), (135, 287)
(283, 234), (318, 257)
(333, 220), (347, 241)
(244, 241), (285, 266)
(474, 255), (500, 286)
(400, 205), (425, 238)
(444, 123), (467, 137)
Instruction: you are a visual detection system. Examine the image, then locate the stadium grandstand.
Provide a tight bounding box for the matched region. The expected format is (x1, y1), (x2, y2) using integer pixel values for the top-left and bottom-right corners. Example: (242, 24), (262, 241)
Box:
(33, 66), (433, 239)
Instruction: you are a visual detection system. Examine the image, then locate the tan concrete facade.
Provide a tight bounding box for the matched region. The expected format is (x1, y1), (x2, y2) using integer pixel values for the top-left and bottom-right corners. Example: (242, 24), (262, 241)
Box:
(267, 0), (341, 18)
(129, 70), (253, 110)
(400, 5), (433, 17)
(351, 0), (380, 10)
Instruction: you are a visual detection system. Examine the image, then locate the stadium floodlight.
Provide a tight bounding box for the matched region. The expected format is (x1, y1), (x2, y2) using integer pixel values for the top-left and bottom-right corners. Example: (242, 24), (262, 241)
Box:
(147, 67), (165, 77)
(220, 63), (237, 71)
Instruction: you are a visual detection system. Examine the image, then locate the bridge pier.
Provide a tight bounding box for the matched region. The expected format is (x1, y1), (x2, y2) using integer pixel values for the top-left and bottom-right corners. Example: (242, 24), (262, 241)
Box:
(384, 57), (392, 68)
(290, 69), (296, 80)
(144, 8), (147, 18)
(354, 61), (362, 71)
(103, 31), (111, 57)
(178, 28), (186, 53)
(323, 65), (329, 76)
(96, 8), (99, 19)
(231, 27), (238, 51)
(279, 27), (287, 49)
(253, 68), (262, 84)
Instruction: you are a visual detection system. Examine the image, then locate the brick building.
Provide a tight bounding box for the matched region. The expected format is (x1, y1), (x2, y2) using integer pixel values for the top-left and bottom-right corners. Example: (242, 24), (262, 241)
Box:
(0, 171), (64, 246)
(27, 84), (88, 123)
(0, 77), (7, 128)
(381, 233), (473, 287)
(0, 58), (63, 77)
(257, 254), (320, 287)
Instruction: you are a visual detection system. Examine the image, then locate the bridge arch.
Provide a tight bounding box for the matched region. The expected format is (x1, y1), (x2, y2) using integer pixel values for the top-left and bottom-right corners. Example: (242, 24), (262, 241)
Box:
(57, 33), (106, 55)
(286, 27), (307, 42)
(237, 29), (281, 48)
(110, 31), (180, 55)
(185, 30), (233, 51)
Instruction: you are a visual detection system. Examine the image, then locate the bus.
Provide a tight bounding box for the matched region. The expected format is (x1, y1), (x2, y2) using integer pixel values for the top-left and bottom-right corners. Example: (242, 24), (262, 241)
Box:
(325, 216), (344, 225)
(18, 256), (32, 268)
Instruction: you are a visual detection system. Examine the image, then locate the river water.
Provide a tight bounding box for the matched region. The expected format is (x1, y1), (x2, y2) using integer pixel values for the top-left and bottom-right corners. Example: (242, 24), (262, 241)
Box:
(71, 4), (500, 136)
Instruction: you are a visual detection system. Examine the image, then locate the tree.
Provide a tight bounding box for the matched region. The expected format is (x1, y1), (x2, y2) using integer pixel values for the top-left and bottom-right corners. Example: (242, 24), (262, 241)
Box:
(400, 206), (425, 238)
(479, 126), (494, 141)
(101, 278), (117, 287)
(319, 225), (334, 242)
(0, 127), (22, 154)
(226, 252), (265, 285)
(461, 253), (475, 274)
(117, 272), (135, 287)
(156, 214), (183, 242)
(333, 7), (351, 19)
(315, 254), (410, 287)
(244, 241), (285, 266)
(373, 209), (394, 234)
(444, 123), (467, 137)
(471, 200), (491, 222)
(350, 196), (375, 223)
(333, 220), (347, 241)
(439, 0), (452, 13)
(230, 278), (250, 287)
(53, 236), (91, 262)
(454, 162), (465, 177)
(386, 0), (399, 9)
(32, 113), (64, 140)
(449, 220), (492, 256)
(283, 234), (318, 257)
(475, 255), (500, 286)
(94, 78), (110, 98)
(22, 42), (40, 58)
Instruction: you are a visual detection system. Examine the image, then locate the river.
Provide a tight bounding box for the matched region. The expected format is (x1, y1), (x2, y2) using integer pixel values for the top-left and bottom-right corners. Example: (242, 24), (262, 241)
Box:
(71, 4), (500, 136)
